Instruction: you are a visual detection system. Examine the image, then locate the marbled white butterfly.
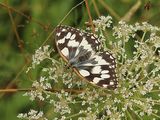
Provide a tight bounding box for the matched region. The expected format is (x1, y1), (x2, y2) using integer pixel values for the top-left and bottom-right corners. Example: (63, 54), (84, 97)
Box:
(55, 25), (117, 89)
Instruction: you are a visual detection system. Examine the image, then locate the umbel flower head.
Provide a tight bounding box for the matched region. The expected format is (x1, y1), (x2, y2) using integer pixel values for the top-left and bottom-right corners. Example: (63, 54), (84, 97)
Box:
(18, 16), (160, 120)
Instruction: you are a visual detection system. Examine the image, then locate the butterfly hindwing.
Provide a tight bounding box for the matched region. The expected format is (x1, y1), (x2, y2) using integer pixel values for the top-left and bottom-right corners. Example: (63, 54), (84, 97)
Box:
(55, 25), (117, 89)
(77, 51), (117, 89)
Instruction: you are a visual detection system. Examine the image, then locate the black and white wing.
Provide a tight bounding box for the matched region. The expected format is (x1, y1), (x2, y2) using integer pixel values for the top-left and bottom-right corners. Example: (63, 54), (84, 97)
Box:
(55, 25), (117, 89)
(55, 25), (101, 60)
(76, 51), (117, 89)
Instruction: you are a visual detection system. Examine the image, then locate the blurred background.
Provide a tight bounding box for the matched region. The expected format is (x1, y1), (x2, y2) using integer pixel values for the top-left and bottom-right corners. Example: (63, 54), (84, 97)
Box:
(0, 0), (160, 120)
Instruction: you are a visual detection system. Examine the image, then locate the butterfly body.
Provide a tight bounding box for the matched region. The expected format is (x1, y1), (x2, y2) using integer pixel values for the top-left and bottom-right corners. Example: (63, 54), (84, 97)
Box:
(55, 25), (117, 89)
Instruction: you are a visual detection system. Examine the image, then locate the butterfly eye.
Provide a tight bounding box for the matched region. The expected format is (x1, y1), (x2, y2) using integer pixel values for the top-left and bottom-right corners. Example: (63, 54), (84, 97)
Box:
(64, 64), (70, 69)
(55, 25), (117, 89)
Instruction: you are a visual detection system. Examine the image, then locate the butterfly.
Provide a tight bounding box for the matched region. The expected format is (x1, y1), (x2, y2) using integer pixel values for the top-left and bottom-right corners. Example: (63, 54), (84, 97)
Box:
(55, 25), (117, 89)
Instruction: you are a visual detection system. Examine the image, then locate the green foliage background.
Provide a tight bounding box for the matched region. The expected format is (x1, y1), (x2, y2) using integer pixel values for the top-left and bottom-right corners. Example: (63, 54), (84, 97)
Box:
(0, 0), (160, 120)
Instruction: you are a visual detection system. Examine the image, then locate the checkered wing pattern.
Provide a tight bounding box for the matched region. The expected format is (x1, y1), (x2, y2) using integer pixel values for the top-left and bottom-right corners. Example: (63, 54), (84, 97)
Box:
(55, 25), (117, 89)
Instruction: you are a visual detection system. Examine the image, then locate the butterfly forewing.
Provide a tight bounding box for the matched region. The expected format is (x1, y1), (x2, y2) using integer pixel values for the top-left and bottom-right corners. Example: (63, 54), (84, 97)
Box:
(55, 26), (101, 58)
(55, 25), (117, 89)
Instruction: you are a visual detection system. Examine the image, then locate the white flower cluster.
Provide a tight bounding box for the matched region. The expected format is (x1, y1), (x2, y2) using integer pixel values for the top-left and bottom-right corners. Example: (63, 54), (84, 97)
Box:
(31, 45), (52, 69)
(93, 15), (113, 31)
(113, 21), (160, 43)
(140, 80), (154, 95)
(53, 90), (72, 115)
(113, 21), (135, 42)
(23, 76), (51, 101)
(17, 109), (47, 120)
(134, 22), (160, 32)
(113, 21), (160, 119)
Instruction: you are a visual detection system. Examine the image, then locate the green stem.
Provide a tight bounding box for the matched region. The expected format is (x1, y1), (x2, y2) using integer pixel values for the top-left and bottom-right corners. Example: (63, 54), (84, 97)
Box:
(66, 112), (84, 119)
(126, 110), (134, 120)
